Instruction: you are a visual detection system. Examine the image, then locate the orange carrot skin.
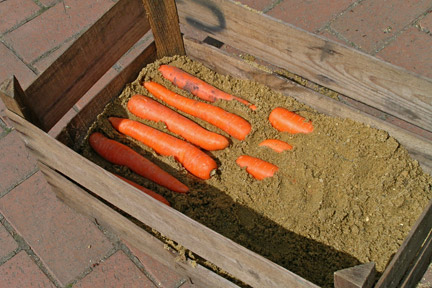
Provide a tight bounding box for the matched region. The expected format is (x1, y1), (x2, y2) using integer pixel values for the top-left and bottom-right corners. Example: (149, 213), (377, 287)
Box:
(144, 81), (252, 140)
(269, 107), (313, 134)
(259, 139), (293, 153)
(236, 155), (279, 180)
(127, 95), (229, 151)
(114, 174), (170, 206)
(159, 65), (257, 110)
(89, 132), (188, 193)
(109, 117), (217, 180)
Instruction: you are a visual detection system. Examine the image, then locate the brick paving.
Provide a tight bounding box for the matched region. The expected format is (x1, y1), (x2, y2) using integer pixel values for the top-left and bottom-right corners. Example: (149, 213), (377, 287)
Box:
(0, 0), (431, 287)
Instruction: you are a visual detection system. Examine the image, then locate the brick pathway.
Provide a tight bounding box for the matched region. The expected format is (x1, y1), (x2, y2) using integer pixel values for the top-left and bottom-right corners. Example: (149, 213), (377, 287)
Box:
(0, 0), (431, 287)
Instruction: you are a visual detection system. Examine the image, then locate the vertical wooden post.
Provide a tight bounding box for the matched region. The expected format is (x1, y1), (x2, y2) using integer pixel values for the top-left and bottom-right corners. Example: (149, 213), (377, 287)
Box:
(0, 76), (41, 127)
(141, 0), (185, 58)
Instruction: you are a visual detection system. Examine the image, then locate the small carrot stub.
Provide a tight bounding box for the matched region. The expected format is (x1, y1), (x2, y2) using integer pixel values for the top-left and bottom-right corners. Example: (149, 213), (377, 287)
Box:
(89, 132), (188, 193)
(236, 155), (279, 180)
(109, 117), (217, 180)
(269, 107), (314, 134)
(159, 65), (257, 110)
(144, 81), (252, 140)
(114, 174), (170, 206)
(259, 139), (293, 153)
(127, 95), (229, 151)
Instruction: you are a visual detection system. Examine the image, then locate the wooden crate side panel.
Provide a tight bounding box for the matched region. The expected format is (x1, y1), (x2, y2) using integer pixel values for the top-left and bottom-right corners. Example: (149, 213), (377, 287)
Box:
(24, 0), (150, 132)
(176, 0), (432, 133)
(183, 37), (432, 175)
(6, 111), (319, 288)
(40, 164), (240, 288)
(57, 35), (157, 150)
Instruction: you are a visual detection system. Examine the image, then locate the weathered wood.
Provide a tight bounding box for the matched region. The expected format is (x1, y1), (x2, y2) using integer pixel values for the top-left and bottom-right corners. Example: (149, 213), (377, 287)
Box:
(334, 262), (376, 288)
(177, 0), (432, 132)
(0, 76), (41, 127)
(7, 110), (318, 288)
(39, 163), (240, 288)
(24, 0), (150, 132)
(57, 34), (157, 149)
(183, 37), (432, 175)
(399, 230), (432, 288)
(142, 0), (185, 58)
(375, 199), (432, 288)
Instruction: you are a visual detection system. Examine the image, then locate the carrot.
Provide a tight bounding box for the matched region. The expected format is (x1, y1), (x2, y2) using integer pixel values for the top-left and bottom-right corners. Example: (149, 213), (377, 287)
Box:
(269, 107), (314, 134)
(114, 174), (170, 206)
(127, 95), (229, 151)
(159, 65), (257, 110)
(236, 155), (278, 180)
(89, 132), (188, 193)
(144, 81), (252, 140)
(259, 139), (293, 153)
(109, 117), (217, 180)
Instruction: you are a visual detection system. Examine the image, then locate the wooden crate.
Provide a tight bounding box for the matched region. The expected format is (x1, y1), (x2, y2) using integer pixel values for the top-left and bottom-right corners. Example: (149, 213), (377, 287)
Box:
(1, 0), (432, 287)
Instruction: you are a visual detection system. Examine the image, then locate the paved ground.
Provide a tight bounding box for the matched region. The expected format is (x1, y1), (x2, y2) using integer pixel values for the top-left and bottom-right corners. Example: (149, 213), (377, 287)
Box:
(0, 0), (431, 287)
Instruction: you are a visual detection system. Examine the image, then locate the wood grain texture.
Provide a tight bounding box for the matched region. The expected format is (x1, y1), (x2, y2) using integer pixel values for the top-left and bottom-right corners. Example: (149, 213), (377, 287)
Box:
(334, 262), (376, 288)
(7, 111), (318, 288)
(142, 0), (185, 58)
(57, 34), (157, 149)
(39, 163), (240, 288)
(184, 37), (432, 175)
(177, 0), (432, 132)
(24, 0), (150, 132)
(0, 76), (41, 127)
(375, 199), (432, 288)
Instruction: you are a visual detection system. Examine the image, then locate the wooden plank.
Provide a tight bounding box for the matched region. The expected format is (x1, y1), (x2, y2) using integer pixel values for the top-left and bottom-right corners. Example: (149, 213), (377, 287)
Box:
(0, 76), (41, 127)
(24, 0), (150, 132)
(141, 0), (185, 58)
(375, 199), (432, 287)
(334, 262), (376, 288)
(57, 34), (157, 149)
(6, 111), (318, 288)
(183, 37), (432, 175)
(400, 230), (432, 288)
(39, 163), (240, 288)
(177, 0), (432, 132)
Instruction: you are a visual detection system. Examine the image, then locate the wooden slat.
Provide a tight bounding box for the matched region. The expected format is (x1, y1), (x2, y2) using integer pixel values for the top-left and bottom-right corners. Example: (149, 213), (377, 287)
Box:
(334, 262), (376, 288)
(24, 0), (150, 132)
(183, 37), (432, 175)
(141, 0), (185, 58)
(375, 199), (432, 287)
(40, 164), (240, 288)
(177, 0), (432, 132)
(400, 230), (432, 288)
(57, 34), (157, 149)
(6, 111), (318, 288)
(0, 76), (41, 127)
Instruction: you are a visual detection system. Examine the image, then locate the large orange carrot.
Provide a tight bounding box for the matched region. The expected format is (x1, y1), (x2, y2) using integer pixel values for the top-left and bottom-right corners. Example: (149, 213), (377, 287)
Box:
(144, 81), (252, 140)
(127, 95), (229, 151)
(114, 174), (170, 206)
(89, 132), (188, 193)
(269, 107), (314, 134)
(236, 155), (279, 180)
(109, 117), (217, 180)
(159, 65), (257, 110)
(259, 139), (293, 153)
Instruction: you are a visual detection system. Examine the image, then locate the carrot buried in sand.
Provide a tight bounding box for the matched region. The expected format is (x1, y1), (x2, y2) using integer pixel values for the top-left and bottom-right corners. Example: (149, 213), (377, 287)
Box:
(269, 107), (314, 134)
(89, 132), (189, 193)
(127, 95), (229, 151)
(114, 174), (170, 206)
(236, 155), (279, 180)
(259, 139), (293, 153)
(109, 117), (217, 180)
(159, 65), (257, 110)
(144, 81), (252, 141)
